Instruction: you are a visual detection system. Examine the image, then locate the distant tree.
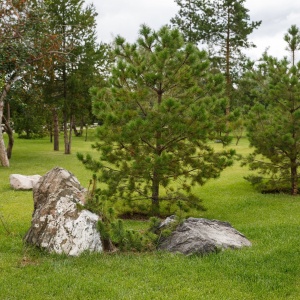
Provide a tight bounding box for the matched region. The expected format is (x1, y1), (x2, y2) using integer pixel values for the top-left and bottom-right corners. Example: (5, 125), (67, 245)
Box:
(45, 0), (98, 154)
(78, 26), (235, 216)
(171, 0), (261, 113)
(0, 0), (60, 166)
(67, 42), (111, 138)
(42, 71), (62, 151)
(229, 109), (245, 145)
(245, 54), (300, 195)
(9, 83), (48, 139)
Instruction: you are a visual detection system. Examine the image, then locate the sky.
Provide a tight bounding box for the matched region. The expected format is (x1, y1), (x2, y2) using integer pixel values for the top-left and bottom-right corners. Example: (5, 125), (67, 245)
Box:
(85, 0), (300, 61)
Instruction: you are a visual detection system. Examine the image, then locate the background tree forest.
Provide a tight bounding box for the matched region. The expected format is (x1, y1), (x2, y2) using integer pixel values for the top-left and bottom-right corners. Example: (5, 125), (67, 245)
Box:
(1, 0), (300, 216)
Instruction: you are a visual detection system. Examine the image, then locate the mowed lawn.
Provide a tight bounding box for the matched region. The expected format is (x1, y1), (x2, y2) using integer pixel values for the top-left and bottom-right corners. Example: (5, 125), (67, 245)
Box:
(0, 133), (300, 300)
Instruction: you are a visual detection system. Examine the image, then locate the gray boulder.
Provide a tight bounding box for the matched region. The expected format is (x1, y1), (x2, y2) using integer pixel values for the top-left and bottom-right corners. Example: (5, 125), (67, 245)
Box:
(158, 217), (251, 255)
(24, 167), (102, 256)
(10, 174), (42, 190)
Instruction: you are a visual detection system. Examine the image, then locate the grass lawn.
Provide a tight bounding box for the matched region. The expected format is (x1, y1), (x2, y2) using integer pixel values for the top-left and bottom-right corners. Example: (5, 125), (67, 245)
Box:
(0, 133), (300, 299)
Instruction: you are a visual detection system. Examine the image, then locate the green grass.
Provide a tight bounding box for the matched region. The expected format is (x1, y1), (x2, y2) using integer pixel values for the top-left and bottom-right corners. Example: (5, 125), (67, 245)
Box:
(1, 134), (300, 299)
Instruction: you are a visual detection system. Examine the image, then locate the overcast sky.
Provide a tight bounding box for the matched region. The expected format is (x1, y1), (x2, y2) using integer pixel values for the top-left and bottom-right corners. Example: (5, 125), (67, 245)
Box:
(85, 0), (300, 61)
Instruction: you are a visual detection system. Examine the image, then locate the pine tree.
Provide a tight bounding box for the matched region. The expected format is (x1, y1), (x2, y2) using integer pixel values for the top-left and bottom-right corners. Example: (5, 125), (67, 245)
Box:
(284, 25), (300, 66)
(78, 25), (235, 216)
(171, 0), (261, 113)
(245, 54), (300, 195)
(44, 0), (98, 154)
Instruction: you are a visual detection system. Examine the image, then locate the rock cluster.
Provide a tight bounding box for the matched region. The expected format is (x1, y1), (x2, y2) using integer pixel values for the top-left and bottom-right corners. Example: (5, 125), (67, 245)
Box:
(22, 167), (251, 257)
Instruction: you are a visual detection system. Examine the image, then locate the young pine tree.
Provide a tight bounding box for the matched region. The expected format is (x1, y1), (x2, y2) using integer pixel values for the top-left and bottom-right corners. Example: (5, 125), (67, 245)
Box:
(78, 26), (235, 216)
(284, 25), (300, 66)
(245, 54), (300, 195)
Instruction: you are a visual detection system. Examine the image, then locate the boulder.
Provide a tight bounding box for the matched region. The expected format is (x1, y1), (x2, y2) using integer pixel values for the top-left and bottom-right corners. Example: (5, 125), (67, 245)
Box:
(158, 217), (251, 256)
(24, 167), (102, 256)
(10, 174), (42, 190)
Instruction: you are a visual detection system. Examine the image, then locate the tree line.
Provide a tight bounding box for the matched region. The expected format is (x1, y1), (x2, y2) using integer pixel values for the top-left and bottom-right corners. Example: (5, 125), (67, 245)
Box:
(0, 0), (107, 166)
(1, 0), (300, 216)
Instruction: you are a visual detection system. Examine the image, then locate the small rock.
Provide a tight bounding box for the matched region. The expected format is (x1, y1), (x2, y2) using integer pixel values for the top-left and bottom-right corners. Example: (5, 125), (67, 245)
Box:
(158, 215), (176, 229)
(10, 174), (41, 190)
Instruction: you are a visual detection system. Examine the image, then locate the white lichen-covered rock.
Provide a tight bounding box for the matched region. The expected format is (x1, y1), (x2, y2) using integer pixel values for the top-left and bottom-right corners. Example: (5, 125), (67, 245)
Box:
(24, 167), (102, 256)
(158, 217), (251, 256)
(10, 174), (42, 190)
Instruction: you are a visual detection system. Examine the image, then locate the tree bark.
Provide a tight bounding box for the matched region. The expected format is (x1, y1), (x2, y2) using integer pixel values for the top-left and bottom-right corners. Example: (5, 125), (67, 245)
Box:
(53, 108), (59, 151)
(3, 116), (14, 159)
(63, 113), (73, 155)
(80, 117), (84, 137)
(225, 7), (231, 116)
(72, 122), (79, 136)
(4, 103), (14, 159)
(151, 91), (163, 215)
(85, 124), (88, 142)
(0, 78), (17, 167)
(69, 115), (73, 152)
(151, 169), (160, 216)
(63, 115), (69, 154)
(0, 120), (9, 167)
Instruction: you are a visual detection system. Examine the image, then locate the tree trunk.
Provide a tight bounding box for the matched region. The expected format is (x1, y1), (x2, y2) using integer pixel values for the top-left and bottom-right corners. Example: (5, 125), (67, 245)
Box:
(63, 113), (73, 154)
(6, 102), (10, 123)
(290, 158), (298, 195)
(53, 108), (59, 151)
(151, 90), (163, 215)
(63, 115), (69, 154)
(80, 117), (84, 137)
(225, 8), (231, 116)
(0, 125), (9, 167)
(26, 128), (30, 139)
(69, 115), (73, 151)
(72, 123), (79, 136)
(4, 104), (14, 159)
(0, 78), (16, 167)
(102, 238), (117, 252)
(49, 123), (53, 143)
(3, 117), (14, 159)
(151, 169), (160, 216)
(85, 124), (88, 142)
